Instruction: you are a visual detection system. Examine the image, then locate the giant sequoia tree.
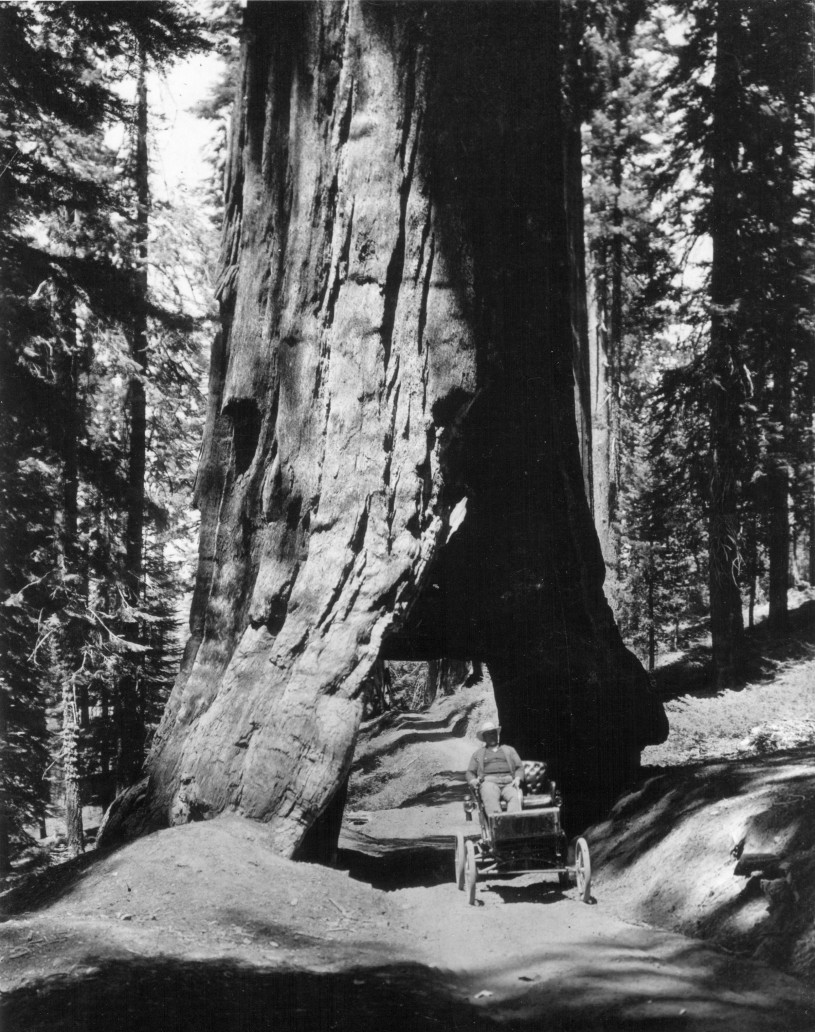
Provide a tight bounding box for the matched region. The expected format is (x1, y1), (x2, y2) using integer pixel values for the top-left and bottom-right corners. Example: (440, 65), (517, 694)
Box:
(103, 1), (667, 856)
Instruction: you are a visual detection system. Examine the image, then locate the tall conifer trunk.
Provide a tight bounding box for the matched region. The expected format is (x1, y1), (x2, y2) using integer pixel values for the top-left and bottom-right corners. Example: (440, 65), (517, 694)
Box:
(119, 44), (150, 788)
(52, 280), (84, 856)
(766, 112), (797, 630)
(766, 340), (792, 632)
(588, 22), (628, 601)
(708, 0), (745, 686)
(0, 681), (10, 872)
(102, 1), (666, 856)
(562, 1), (592, 504)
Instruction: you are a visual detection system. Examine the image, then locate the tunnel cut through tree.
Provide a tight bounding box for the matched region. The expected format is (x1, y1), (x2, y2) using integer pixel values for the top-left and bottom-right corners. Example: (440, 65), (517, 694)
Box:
(101, 0), (667, 858)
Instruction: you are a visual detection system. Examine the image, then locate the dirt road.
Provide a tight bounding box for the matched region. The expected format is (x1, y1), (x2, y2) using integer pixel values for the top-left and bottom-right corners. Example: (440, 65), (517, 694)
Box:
(343, 803), (815, 1032)
(3, 811), (814, 1031)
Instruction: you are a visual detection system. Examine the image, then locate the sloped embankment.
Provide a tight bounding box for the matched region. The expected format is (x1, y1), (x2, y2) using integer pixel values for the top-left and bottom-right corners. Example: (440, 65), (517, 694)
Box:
(589, 749), (815, 982)
(347, 656), (815, 986)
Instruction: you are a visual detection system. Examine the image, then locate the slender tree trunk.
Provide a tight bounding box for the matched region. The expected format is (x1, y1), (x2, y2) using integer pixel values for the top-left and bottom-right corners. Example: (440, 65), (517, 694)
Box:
(562, 0), (592, 505)
(589, 243), (617, 597)
(59, 658), (84, 855)
(99, 681), (112, 807)
(102, 1), (666, 854)
(589, 113), (624, 602)
(810, 484), (815, 585)
(767, 450), (791, 629)
(48, 618), (84, 856)
(647, 546), (655, 673)
(766, 124), (797, 631)
(708, 0), (745, 686)
(745, 517), (757, 629)
(791, 526), (801, 584)
(419, 660), (442, 711)
(811, 410), (815, 585)
(0, 683), (10, 873)
(119, 44), (150, 788)
(50, 278), (85, 856)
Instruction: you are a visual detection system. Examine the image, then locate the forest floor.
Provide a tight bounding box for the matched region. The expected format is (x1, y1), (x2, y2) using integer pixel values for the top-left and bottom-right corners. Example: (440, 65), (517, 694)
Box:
(2, 593), (815, 1031)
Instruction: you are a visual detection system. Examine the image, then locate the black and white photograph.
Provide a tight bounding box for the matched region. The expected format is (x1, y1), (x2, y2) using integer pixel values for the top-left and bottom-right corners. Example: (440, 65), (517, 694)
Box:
(1, 1), (814, 1029)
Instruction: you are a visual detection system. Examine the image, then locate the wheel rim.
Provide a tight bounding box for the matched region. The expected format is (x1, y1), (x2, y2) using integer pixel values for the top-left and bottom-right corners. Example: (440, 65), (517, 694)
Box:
(455, 833), (466, 890)
(465, 840), (477, 905)
(575, 837), (592, 902)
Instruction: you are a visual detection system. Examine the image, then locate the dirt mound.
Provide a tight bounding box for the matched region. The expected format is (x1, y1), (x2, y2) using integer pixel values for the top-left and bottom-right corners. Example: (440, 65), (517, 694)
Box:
(589, 749), (815, 981)
(6, 626), (815, 1030)
(5, 809), (815, 1032)
(0, 816), (411, 994)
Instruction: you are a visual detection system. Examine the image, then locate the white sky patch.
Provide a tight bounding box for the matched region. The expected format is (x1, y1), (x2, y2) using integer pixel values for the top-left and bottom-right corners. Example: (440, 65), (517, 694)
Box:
(104, 48), (225, 204)
(151, 50), (225, 202)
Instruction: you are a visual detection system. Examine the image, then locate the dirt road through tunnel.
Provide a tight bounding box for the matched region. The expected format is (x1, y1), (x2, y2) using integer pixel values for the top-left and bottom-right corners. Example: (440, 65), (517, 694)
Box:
(2, 811), (815, 1031)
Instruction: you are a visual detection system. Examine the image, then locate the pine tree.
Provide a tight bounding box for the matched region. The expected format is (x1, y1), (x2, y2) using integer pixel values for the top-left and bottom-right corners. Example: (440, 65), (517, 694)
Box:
(738, 1), (813, 629)
(0, 1), (209, 858)
(653, 0), (814, 679)
(581, 1), (680, 623)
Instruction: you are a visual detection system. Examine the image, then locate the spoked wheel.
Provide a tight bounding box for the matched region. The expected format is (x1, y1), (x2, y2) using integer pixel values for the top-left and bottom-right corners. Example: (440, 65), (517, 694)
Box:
(464, 840), (478, 905)
(454, 832), (466, 890)
(575, 837), (592, 903)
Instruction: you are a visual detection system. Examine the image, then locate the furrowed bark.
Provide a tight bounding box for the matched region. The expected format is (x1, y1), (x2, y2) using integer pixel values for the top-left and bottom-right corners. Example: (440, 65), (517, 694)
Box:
(102, 1), (666, 854)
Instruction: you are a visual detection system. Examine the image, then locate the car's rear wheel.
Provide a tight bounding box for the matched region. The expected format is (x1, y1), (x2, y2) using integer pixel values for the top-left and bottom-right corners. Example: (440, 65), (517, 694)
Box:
(575, 837), (592, 903)
(464, 840), (478, 905)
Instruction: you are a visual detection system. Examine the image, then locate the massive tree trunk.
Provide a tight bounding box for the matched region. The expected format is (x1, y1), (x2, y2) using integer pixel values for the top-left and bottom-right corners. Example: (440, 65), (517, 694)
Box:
(708, 0), (745, 686)
(102, 1), (666, 855)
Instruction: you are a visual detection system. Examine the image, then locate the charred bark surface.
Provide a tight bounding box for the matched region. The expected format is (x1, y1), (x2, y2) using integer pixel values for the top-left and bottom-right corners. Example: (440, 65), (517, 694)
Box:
(102, 1), (666, 855)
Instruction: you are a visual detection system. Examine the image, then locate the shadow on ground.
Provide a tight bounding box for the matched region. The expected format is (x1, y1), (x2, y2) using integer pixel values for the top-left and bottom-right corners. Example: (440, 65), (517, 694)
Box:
(396, 773), (467, 808)
(591, 746), (815, 979)
(483, 880), (566, 905)
(339, 844), (452, 890)
(0, 848), (114, 920)
(3, 959), (490, 1032)
(654, 599), (815, 701)
(6, 944), (812, 1032)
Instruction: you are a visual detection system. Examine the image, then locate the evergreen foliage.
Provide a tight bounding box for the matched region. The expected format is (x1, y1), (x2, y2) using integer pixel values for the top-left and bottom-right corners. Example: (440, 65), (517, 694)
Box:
(580, 0), (813, 676)
(0, 1), (212, 868)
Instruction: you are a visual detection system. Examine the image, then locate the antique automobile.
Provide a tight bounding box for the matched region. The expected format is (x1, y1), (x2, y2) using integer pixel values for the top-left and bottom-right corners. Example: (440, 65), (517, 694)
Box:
(454, 761), (592, 905)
